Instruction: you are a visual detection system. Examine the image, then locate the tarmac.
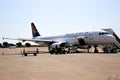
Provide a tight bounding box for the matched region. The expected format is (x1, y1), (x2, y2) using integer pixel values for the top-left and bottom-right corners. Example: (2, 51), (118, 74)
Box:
(0, 47), (120, 80)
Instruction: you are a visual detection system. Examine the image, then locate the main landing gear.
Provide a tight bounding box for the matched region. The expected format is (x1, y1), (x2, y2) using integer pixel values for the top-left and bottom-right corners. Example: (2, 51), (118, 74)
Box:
(87, 46), (99, 53)
(94, 45), (98, 53)
(49, 45), (66, 55)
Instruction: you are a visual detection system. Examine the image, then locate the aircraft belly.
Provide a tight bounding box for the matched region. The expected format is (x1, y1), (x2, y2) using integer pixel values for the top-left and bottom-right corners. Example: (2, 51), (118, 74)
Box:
(66, 38), (79, 46)
(88, 37), (103, 45)
(87, 36), (114, 45)
(85, 36), (101, 45)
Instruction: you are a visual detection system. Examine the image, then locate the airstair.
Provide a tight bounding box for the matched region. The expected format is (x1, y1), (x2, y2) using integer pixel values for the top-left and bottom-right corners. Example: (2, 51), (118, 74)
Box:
(103, 28), (120, 49)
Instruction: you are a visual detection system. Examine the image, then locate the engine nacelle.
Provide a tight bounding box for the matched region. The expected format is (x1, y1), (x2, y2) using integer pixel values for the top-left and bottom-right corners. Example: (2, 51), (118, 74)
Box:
(49, 42), (66, 54)
(50, 43), (61, 48)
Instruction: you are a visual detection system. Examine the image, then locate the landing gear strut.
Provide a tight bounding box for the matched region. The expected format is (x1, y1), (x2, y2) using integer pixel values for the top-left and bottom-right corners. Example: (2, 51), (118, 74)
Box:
(87, 46), (91, 53)
(94, 46), (98, 53)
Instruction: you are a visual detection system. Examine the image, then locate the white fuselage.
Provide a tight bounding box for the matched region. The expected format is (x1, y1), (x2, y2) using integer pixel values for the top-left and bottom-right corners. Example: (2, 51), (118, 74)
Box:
(33, 31), (115, 47)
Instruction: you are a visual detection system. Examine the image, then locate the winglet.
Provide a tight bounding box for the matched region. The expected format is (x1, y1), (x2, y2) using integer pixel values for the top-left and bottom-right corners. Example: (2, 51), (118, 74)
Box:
(31, 22), (41, 38)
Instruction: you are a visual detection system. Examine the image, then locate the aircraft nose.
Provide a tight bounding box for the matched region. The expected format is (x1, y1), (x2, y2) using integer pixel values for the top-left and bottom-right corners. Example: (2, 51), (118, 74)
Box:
(105, 34), (115, 44)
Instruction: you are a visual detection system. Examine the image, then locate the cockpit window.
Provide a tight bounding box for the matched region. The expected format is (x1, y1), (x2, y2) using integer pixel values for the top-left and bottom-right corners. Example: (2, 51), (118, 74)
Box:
(99, 32), (109, 35)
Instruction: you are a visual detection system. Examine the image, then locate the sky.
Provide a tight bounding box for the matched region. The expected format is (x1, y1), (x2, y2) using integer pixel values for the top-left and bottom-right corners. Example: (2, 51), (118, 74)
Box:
(0, 0), (120, 44)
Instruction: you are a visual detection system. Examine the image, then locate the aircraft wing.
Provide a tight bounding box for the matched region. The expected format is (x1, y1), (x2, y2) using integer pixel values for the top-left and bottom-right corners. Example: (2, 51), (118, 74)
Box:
(3, 37), (65, 43)
(3, 37), (55, 42)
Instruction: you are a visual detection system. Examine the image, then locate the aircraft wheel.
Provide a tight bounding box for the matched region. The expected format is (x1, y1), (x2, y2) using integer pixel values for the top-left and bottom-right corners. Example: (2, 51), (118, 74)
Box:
(24, 53), (27, 56)
(94, 49), (98, 53)
(34, 53), (37, 56)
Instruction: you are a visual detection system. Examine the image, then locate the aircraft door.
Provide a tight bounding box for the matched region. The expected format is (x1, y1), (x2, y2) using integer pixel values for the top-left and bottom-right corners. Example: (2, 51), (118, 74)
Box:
(78, 38), (86, 45)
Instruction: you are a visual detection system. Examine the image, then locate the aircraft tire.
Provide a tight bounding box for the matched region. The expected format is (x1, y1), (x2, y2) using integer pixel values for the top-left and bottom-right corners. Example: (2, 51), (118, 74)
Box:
(24, 53), (27, 56)
(94, 49), (98, 53)
(34, 53), (37, 56)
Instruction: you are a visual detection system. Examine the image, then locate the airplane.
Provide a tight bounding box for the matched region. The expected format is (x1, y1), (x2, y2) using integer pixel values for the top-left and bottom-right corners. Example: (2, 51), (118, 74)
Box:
(3, 23), (120, 54)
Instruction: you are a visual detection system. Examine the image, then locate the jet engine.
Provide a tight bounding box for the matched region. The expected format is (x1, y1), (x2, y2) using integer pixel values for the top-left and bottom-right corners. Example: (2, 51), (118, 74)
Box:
(49, 42), (66, 54)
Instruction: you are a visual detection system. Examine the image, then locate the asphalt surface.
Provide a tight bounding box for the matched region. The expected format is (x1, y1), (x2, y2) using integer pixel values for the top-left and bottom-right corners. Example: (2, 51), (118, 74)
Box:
(0, 47), (120, 80)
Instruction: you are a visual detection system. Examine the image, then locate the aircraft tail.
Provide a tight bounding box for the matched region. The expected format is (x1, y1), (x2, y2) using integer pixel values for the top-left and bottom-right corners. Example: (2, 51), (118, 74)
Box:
(31, 22), (41, 38)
